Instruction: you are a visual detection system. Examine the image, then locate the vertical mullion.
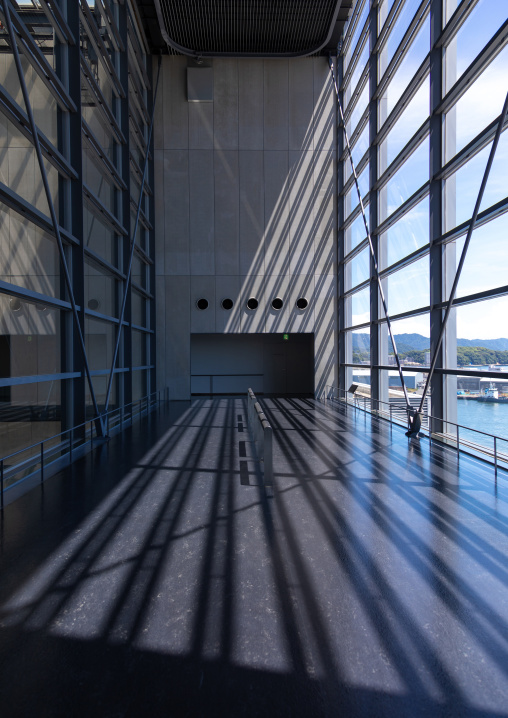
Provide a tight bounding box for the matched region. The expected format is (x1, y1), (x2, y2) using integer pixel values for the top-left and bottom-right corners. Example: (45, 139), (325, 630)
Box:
(338, 49), (346, 396)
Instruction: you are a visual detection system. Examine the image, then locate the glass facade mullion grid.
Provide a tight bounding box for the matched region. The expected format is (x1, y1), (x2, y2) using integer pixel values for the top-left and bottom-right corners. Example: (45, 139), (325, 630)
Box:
(339, 0), (508, 445)
(0, 0), (155, 473)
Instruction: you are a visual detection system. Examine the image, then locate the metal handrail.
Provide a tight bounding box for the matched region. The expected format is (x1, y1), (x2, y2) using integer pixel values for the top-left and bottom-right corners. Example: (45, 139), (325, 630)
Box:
(323, 385), (508, 475)
(0, 391), (162, 508)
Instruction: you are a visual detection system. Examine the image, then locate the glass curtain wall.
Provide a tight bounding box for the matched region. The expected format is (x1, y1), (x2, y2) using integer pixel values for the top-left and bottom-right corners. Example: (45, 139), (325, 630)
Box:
(0, 0), (155, 467)
(339, 0), (508, 443)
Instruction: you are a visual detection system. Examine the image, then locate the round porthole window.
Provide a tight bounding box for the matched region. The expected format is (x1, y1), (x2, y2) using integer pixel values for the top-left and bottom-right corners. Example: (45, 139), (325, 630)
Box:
(296, 297), (308, 310)
(271, 297), (283, 310)
(221, 298), (234, 310)
(9, 297), (21, 312)
(88, 298), (101, 311)
(196, 298), (209, 310)
(246, 297), (258, 311)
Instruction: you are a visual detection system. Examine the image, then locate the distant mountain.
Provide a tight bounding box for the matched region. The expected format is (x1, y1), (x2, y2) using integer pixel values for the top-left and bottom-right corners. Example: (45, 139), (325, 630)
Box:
(352, 332), (508, 353)
(457, 337), (508, 351)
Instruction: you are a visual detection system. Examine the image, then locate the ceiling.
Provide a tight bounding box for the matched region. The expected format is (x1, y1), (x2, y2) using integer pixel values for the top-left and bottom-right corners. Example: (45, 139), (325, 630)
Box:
(135, 0), (353, 56)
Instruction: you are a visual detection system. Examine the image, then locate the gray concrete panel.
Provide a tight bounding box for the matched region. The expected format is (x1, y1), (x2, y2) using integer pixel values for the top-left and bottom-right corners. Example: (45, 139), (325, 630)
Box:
(214, 150), (239, 275)
(213, 59), (239, 150)
(189, 150), (214, 275)
(163, 57), (189, 150)
(264, 274), (290, 333)
(215, 276), (241, 333)
(314, 273), (337, 398)
(239, 60), (264, 150)
(154, 150), (165, 275)
(239, 274), (265, 333)
(313, 58), (335, 152)
(164, 150), (190, 276)
(287, 274), (315, 333)
(189, 102), (214, 150)
(264, 60), (289, 150)
(191, 276), (216, 333)
(153, 57), (164, 151)
(289, 150), (315, 275)
(239, 151), (264, 276)
(166, 275), (191, 399)
(314, 151), (336, 275)
(289, 59), (314, 151)
(264, 151), (290, 276)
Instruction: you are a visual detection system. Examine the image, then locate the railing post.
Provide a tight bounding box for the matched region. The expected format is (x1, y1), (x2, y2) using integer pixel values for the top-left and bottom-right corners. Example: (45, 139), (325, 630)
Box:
(456, 424), (460, 457)
(70, 427), (73, 464)
(1, 459), (4, 510)
(494, 437), (497, 478)
(40, 442), (44, 483)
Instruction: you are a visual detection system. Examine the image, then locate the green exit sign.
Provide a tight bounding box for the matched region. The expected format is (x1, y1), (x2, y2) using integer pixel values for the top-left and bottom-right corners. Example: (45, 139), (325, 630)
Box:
(283, 333), (289, 341)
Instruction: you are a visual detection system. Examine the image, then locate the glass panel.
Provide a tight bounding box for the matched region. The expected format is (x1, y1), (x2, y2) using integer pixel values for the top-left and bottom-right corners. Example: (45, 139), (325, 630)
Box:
(348, 328), (371, 364)
(132, 329), (147, 367)
(131, 255), (147, 290)
(131, 290), (147, 328)
(451, 296), (508, 371)
(345, 163), (369, 219)
(85, 317), (114, 371)
(380, 197), (429, 269)
(346, 84), (369, 138)
(348, 43), (369, 105)
(346, 286), (370, 327)
(0, 295), (61, 379)
(85, 261), (117, 318)
(345, 212), (369, 254)
(132, 369), (147, 402)
(346, 246), (370, 291)
(379, 138), (429, 222)
(0, 210), (60, 297)
(344, 0), (369, 73)
(83, 146), (116, 214)
(84, 206), (118, 265)
(382, 255), (429, 316)
(444, 46), (508, 161)
(379, 0), (423, 78)
(379, 78), (429, 174)
(379, 18), (430, 125)
(81, 88), (116, 164)
(345, 123), (369, 184)
(444, 128), (508, 231)
(455, 213), (508, 299)
(444, 0), (508, 92)
(0, 380), (62, 475)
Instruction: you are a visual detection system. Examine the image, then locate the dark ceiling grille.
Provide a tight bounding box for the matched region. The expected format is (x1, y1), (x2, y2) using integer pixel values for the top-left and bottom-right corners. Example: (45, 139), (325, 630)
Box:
(153, 0), (347, 57)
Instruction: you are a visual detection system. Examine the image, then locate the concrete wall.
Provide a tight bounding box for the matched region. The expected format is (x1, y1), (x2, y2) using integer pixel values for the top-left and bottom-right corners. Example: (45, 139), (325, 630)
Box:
(154, 56), (338, 399)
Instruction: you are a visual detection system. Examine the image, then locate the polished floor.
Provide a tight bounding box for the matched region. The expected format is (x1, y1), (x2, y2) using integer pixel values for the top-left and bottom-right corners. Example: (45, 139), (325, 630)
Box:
(0, 397), (507, 717)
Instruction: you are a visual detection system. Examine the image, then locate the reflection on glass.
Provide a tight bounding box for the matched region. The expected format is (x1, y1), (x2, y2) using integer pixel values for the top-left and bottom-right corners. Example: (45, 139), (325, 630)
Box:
(380, 197), (429, 268)
(132, 369), (147, 402)
(379, 138), (429, 222)
(132, 329), (147, 367)
(379, 79), (429, 174)
(85, 317), (114, 371)
(85, 261), (117, 319)
(349, 44), (369, 102)
(84, 206), (117, 265)
(132, 291), (147, 328)
(444, 46), (508, 161)
(346, 84), (369, 138)
(455, 214), (508, 299)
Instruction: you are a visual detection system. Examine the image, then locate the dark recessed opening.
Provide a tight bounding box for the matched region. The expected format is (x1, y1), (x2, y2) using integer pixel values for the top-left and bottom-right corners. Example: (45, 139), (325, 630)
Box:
(196, 298), (209, 310)
(9, 297), (21, 312)
(221, 298), (234, 310)
(88, 298), (100, 311)
(296, 297), (308, 310)
(271, 297), (283, 310)
(246, 297), (258, 311)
